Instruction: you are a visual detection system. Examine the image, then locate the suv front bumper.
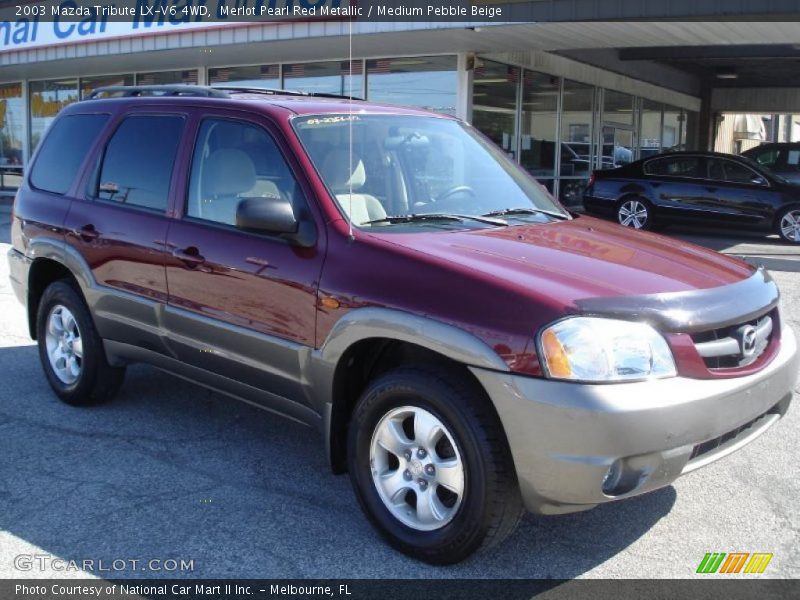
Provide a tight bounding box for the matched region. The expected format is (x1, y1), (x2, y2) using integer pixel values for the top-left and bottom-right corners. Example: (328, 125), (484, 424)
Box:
(470, 325), (798, 515)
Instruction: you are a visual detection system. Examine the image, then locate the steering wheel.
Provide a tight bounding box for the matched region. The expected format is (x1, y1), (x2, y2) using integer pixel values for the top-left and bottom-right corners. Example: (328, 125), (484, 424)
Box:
(435, 185), (476, 202)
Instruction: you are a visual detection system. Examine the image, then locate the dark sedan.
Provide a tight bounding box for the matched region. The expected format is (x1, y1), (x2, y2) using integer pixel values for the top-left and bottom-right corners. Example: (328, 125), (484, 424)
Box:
(583, 151), (800, 243)
(742, 142), (800, 185)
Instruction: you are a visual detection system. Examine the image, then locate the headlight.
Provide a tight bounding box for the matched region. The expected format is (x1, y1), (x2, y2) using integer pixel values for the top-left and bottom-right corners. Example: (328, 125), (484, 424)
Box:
(539, 317), (676, 382)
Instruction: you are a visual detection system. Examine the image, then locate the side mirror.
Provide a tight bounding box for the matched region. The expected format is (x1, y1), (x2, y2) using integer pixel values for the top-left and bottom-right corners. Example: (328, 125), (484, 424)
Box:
(750, 175), (767, 186)
(236, 197), (316, 247)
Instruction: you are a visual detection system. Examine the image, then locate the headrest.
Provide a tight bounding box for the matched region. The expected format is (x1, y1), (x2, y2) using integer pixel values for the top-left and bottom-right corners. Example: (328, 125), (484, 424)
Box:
(202, 149), (256, 197)
(320, 152), (366, 193)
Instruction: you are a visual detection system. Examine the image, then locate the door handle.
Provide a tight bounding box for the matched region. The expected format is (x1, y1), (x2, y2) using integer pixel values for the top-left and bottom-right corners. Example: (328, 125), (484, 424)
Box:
(172, 246), (205, 267)
(705, 187), (718, 192)
(72, 224), (99, 241)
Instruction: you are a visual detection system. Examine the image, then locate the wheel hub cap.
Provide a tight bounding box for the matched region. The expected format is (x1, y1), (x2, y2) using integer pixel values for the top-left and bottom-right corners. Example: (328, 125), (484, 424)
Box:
(44, 305), (83, 385)
(618, 200), (648, 229)
(369, 406), (465, 531)
(780, 210), (800, 242)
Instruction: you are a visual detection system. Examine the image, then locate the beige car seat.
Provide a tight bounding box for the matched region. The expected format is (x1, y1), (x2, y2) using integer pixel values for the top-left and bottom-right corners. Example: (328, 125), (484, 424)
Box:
(320, 152), (387, 225)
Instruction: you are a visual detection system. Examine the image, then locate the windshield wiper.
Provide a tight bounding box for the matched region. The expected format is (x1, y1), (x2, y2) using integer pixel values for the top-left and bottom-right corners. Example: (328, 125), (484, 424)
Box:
(482, 207), (569, 220)
(361, 213), (507, 226)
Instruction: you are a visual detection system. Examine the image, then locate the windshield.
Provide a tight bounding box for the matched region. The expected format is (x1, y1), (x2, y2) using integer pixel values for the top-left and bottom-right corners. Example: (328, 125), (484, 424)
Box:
(292, 114), (568, 230)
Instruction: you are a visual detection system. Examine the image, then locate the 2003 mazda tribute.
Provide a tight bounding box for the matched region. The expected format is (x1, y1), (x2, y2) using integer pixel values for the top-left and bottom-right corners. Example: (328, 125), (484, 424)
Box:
(8, 85), (799, 564)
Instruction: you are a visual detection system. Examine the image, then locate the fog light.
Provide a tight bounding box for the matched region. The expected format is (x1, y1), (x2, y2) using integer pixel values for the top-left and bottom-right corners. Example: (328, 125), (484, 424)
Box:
(602, 459), (623, 495)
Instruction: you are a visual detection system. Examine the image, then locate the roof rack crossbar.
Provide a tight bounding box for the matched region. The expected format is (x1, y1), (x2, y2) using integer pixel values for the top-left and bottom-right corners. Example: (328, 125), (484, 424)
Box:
(87, 85), (230, 99)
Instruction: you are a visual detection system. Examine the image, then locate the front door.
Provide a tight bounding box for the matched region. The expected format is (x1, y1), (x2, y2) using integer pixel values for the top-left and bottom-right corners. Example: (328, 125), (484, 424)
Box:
(164, 113), (326, 409)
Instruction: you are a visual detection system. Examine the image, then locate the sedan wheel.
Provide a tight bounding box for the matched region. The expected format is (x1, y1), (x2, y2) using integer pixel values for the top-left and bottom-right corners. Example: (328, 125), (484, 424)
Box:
(778, 209), (800, 243)
(617, 198), (650, 230)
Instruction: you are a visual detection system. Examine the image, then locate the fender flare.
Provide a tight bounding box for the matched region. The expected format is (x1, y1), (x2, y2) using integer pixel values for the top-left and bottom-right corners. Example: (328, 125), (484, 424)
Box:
(307, 307), (510, 469)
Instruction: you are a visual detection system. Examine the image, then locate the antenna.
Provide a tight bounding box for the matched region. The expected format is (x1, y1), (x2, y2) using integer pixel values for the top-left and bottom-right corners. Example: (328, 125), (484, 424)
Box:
(347, 14), (354, 240)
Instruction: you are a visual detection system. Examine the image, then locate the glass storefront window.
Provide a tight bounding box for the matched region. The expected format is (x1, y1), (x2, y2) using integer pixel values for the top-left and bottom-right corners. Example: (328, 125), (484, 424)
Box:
(603, 90), (634, 126)
(80, 74), (134, 99)
(471, 59), (519, 159)
(209, 64), (280, 88)
(283, 61), (363, 97)
(0, 83), (24, 168)
(367, 56), (457, 115)
(662, 106), (684, 150)
(559, 79), (593, 179)
(136, 70), (198, 86)
(30, 79), (79, 150)
(519, 71), (559, 180)
(640, 99), (663, 159)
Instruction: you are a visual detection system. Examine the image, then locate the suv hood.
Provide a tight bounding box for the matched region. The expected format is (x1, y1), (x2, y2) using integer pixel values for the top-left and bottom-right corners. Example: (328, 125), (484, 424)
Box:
(369, 216), (754, 306)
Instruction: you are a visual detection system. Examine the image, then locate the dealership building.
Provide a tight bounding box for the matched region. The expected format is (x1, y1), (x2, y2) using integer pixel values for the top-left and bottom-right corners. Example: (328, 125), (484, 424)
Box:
(1, 2), (800, 205)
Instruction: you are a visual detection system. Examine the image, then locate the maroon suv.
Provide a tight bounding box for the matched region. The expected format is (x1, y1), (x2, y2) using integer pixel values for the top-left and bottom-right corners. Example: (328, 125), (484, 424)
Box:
(8, 86), (798, 564)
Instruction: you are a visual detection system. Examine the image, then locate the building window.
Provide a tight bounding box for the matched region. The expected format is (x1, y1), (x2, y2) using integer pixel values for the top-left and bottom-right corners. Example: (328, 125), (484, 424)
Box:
(519, 71), (559, 186)
(663, 105), (685, 150)
(283, 61), (363, 97)
(640, 99), (663, 159)
(471, 59), (519, 159)
(366, 56), (457, 115)
(30, 79), (79, 151)
(136, 70), (198, 86)
(209, 65), (280, 88)
(0, 82), (24, 173)
(80, 74), (134, 99)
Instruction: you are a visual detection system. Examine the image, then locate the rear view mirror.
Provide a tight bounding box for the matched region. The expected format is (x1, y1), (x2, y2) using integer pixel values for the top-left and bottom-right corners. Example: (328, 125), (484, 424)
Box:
(236, 197), (316, 247)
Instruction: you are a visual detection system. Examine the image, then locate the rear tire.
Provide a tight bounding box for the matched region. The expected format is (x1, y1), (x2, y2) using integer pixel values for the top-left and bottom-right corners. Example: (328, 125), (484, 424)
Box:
(616, 197), (656, 231)
(347, 366), (524, 565)
(776, 206), (800, 244)
(36, 280), (125, 406)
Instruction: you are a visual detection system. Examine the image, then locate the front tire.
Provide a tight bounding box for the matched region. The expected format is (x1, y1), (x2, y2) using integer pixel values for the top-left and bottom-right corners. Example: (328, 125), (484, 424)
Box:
(776, 207), (800, 244)
(616, 197), (655, 231)
(36, 280), (125, 406)
(347, 367), (524, 564)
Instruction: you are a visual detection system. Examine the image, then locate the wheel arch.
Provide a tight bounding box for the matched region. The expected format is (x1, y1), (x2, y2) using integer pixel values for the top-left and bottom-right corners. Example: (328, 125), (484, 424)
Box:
(773, 202), (800, 228)
(24, 239), (96, 339)
(313, 308), (510, 474)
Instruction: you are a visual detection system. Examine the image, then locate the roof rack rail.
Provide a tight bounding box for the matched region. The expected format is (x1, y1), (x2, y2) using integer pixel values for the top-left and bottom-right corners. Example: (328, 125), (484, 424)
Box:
(85, 84), (364, 102)
(213, 85), (363, 101)
(87, 85), (230, 99)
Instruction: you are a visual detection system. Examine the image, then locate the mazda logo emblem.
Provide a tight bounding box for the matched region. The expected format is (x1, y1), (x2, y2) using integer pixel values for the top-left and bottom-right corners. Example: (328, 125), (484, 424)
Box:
(740, 325), (758, 357)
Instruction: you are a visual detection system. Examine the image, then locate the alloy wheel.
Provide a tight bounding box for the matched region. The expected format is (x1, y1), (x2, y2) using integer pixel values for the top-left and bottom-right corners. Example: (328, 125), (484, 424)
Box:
(780, 209), (800, 242)
(44, 304), (83, 385)
(369, 406), (465, 531)
(618, 199), (649, 229)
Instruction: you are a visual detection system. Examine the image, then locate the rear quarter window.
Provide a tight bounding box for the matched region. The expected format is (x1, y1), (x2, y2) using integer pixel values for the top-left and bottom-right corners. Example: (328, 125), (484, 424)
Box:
(29, 114), (109, 195)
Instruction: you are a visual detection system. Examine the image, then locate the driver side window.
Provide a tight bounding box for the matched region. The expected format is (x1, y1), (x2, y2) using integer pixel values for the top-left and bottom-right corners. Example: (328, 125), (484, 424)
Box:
(187, 118), (301, 226)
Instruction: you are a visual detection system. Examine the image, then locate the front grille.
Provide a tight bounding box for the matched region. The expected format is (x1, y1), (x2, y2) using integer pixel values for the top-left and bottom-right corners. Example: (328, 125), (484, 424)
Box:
(689, 405), (780, 461)
(691, 310), (775, 370)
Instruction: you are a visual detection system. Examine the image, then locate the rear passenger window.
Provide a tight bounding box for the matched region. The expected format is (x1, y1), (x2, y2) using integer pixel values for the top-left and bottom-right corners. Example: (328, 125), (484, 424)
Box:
(644, 157), (701, 178)
(187, 118), (303, 227)
(30, 114), (109, 195)
(95, 115), (184, 211)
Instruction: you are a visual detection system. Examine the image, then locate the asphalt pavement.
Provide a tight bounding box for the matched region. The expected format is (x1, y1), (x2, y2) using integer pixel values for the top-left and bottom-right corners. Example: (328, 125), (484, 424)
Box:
(0, 206), (798, 579)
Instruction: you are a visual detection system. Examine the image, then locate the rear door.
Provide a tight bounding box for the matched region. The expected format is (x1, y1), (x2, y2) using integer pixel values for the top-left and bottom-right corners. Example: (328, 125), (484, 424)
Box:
(163, 110), (326, 412)
(64, 109), (186, 351)
(642, 155), (709, 221)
